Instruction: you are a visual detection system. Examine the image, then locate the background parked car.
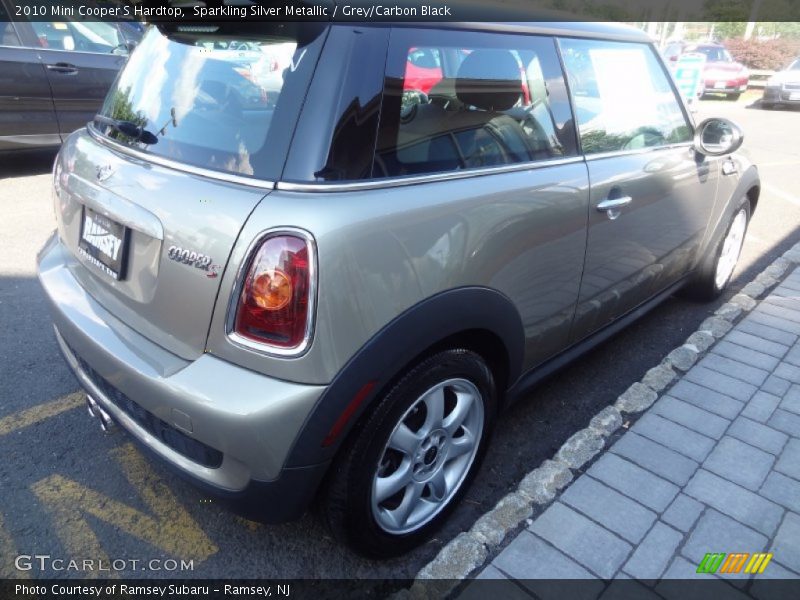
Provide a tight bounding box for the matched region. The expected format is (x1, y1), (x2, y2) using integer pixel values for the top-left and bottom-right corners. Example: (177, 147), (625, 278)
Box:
(762, 56), (800, 109)
(0, 14), (136, 151)
(663, 41), (749, 99)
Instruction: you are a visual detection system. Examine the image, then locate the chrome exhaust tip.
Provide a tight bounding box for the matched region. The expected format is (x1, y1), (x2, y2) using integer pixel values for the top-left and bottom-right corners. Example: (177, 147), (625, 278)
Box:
(86, 395), (114, 433)
(86, 395), (99, 419)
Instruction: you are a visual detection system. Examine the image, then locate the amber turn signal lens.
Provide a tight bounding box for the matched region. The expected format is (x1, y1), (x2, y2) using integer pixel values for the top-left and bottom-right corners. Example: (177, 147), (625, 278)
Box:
(234, 234), (312, 349)
(251, 269), (292, 311)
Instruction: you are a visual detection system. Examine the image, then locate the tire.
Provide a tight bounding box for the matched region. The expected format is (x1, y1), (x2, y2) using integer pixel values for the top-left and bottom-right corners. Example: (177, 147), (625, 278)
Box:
(681, 196), (751, 302)
(322, 349), (496, 557)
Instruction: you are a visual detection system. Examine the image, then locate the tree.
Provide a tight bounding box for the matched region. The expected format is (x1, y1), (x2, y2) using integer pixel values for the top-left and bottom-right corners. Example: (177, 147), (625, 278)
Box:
(703, 0), (750, 22)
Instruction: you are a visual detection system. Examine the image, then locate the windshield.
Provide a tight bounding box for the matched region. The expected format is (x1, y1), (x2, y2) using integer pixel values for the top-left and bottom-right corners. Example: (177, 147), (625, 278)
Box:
(790, 59), (800, 71)
(94, 25), (324, 180)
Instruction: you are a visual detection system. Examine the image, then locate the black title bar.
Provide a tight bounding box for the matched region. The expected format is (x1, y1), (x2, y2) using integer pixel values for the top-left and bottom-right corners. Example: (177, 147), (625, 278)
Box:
(6, 0), (800, 22)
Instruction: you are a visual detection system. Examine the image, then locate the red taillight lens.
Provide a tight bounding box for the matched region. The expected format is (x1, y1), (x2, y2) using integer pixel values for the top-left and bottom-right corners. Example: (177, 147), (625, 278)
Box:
(233, 234), (314, 350)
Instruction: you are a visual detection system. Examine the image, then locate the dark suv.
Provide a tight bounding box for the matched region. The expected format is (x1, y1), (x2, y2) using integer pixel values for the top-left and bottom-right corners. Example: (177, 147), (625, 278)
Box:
(0, 7), (136, 150)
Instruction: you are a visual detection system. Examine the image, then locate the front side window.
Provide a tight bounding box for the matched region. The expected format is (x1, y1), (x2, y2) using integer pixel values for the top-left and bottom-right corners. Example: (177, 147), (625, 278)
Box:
(373, 28), (578, 179)
(559, 38), (692, 155)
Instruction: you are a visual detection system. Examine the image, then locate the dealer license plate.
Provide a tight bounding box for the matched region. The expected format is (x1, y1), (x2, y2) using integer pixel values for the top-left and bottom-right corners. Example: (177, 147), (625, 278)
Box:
(78, 206), (129, 280)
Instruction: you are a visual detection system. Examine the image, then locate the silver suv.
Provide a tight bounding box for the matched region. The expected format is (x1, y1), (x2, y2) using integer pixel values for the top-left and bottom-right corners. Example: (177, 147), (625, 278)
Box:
(38, 21), (759, 556)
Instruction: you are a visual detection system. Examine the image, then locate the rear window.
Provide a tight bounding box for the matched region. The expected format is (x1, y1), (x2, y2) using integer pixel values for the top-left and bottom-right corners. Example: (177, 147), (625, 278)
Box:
(93, 25), (325, 181)
(686, 45), (732, 63)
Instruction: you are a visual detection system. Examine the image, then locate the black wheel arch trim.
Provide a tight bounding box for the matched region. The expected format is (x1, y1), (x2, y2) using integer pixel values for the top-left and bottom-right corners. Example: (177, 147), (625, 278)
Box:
(735, 164), (760, 210)
(698, 164), (759, 262)
(284, 286), (525, 468)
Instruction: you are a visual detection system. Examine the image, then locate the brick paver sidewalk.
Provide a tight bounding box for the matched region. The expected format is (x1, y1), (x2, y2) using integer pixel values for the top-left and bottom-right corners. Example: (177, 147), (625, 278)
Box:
(467, 267), (800, 593)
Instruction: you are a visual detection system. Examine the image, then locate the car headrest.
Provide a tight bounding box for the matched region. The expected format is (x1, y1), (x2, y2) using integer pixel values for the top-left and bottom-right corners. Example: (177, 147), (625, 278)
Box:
(455, 49), (522, 112)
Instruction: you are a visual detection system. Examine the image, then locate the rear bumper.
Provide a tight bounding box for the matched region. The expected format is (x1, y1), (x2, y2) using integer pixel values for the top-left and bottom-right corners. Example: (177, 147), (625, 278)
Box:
(37, 232), (329, 520)
(703, 80), (748, 94)
(705, 85), (747, 94)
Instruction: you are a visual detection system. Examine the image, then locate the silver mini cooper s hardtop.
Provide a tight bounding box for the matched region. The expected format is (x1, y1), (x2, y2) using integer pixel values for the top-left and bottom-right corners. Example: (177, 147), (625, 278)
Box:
(38, 20), (759, 556)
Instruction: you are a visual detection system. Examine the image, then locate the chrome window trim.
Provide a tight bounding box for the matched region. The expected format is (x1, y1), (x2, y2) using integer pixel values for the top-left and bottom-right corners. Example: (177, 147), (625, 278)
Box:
(0, 133), (62, 146)
(87, 124), (276, 190)
(584, 142), (694, 162)
(275, 143), (695, 193)
(225, 227), (318, 359)
(30, 46), (128, 57)
(276, 156), (585, 193)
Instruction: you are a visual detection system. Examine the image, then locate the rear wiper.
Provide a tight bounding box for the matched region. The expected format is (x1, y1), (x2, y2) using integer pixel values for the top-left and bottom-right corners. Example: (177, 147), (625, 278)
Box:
(94, 115), (158, 145)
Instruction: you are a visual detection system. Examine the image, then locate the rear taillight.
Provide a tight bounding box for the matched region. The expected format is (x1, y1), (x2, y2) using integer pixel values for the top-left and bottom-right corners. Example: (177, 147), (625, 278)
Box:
(231, 232), (316, 353)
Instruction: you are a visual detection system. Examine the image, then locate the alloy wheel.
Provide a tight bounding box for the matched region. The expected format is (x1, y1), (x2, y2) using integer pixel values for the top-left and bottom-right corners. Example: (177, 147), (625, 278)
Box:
(715, 207), (747, 291)
(371, 378), (484, 534)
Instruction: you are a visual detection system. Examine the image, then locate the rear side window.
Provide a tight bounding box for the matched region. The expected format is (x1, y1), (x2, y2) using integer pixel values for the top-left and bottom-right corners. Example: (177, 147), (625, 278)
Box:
(372, 28), (578, 179)
(93, 24), (325, 181)
(558, 38), (692, 155)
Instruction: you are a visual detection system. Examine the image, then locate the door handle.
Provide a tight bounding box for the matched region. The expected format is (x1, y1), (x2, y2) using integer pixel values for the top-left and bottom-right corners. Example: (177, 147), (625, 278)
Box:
(597, 196), (632, 220)
(46, 63), (79, 75)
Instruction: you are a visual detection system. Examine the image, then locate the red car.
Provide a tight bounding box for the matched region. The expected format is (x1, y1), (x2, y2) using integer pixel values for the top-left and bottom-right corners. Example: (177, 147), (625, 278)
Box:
(664, 42), (749, 100)
(404, 47), (531, 104)
(404, 47), (445, 94)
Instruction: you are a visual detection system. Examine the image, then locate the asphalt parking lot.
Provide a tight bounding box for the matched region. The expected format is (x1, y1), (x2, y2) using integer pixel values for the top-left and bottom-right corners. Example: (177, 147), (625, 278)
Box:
(1, 93), (799, 583)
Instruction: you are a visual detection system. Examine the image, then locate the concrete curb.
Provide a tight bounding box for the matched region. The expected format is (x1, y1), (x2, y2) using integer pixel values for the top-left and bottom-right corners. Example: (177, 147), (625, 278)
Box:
(404, 242), (800, 598)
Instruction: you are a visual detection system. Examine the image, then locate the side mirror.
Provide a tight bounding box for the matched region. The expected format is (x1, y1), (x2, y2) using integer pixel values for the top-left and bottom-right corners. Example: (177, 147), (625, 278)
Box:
(693, 117), (743, 156)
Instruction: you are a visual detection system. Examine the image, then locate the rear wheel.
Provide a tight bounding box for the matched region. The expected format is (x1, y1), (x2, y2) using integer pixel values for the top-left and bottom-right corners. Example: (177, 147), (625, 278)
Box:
(322, 349), (496, 557)
(681, 196), (750, 302)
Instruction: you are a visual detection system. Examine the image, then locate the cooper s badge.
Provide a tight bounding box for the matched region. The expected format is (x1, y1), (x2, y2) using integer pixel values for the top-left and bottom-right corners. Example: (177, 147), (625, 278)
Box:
(167, 245), (219, 278)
